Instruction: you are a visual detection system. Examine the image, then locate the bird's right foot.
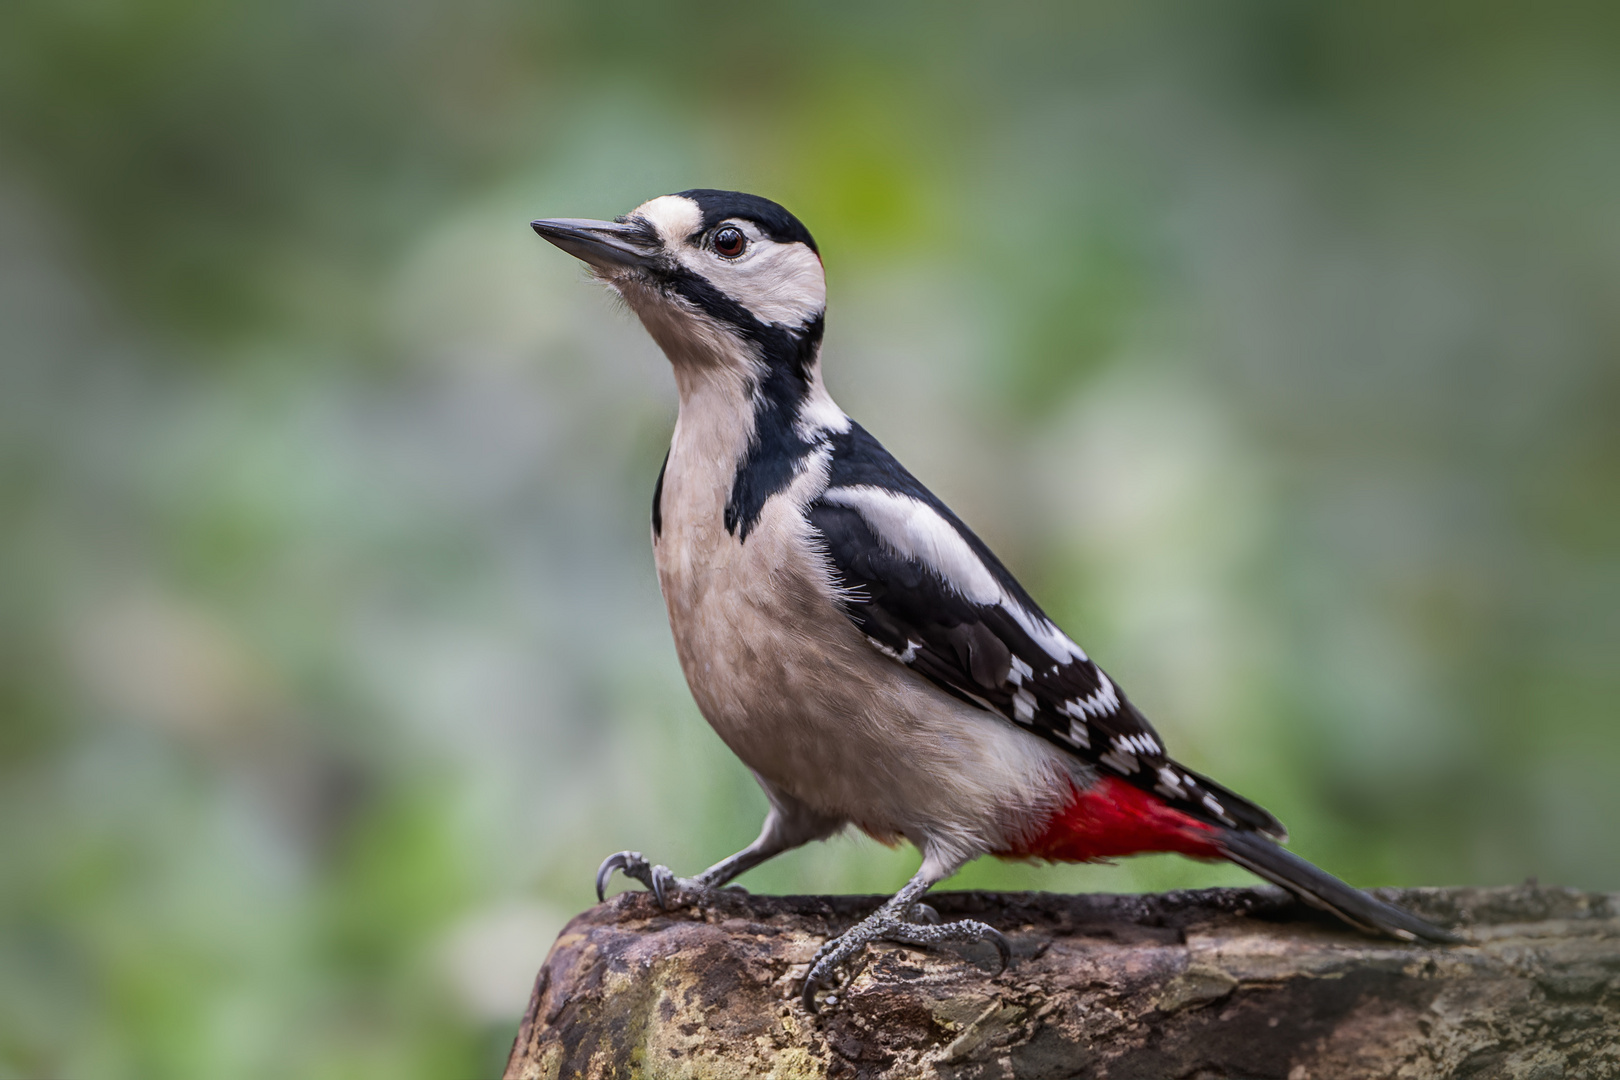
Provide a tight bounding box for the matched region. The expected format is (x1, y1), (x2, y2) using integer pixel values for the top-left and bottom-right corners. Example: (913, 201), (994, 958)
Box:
(800, 903), (1010, 1012)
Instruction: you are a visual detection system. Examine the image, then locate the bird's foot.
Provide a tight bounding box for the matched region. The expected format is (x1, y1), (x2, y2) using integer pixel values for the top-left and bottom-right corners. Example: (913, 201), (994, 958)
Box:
(595, 850), (739, 909)
(595, 850), (684, 907)
(801, 902), (1009, 1012)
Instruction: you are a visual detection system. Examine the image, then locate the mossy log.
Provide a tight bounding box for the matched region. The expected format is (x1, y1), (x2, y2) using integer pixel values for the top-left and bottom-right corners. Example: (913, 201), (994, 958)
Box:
(504, 884), (1618, 1079)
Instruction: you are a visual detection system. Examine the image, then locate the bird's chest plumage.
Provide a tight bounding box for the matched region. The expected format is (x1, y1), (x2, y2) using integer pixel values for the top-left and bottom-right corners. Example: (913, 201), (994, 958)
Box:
(651, 383), (939, 814)
(653, 412), (841, 763)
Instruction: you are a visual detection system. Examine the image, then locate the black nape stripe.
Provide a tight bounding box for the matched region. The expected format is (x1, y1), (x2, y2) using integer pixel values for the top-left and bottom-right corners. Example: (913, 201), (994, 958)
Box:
(652, 448), (669, 539)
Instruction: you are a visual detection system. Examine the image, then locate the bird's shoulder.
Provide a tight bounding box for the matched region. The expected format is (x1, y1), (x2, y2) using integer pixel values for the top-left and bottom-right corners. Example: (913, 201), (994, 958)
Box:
(806, 421), (1284, 838)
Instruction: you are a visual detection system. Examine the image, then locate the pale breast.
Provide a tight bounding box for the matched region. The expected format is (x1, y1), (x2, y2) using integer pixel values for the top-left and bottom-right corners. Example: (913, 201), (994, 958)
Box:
(653, 439), (1079, 861)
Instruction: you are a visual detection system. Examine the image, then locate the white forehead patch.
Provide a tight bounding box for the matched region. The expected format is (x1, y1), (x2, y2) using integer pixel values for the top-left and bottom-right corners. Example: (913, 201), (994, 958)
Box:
(627, 195), (825, 330)
(631, 195), (704, 246)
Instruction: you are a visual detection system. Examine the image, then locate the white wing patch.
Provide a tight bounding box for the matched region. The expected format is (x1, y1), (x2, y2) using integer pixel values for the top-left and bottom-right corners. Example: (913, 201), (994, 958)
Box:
(821, 486), (997, 601)
(820, 485), (1088, 664)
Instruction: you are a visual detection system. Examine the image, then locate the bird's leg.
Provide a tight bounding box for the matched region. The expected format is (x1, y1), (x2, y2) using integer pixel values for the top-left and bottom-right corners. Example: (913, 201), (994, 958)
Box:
(801, 863), (1010, 1012)
(596, 784), (844, 908)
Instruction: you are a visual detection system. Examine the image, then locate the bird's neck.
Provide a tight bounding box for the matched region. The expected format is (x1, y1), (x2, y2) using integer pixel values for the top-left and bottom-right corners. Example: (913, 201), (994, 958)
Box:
(669, 361), (758, 490)
(669, 352), (848, 542)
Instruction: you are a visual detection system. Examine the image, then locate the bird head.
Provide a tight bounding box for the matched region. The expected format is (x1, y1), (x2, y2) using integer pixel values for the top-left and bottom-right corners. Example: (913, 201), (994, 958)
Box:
(532, 190), (825, 381)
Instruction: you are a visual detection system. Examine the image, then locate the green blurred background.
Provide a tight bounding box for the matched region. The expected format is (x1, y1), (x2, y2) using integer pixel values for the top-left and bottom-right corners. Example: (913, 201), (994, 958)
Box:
(2, 0), (1618, 1075)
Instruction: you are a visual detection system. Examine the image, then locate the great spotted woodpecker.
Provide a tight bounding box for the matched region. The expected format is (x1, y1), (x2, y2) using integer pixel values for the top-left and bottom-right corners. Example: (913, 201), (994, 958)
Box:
(531, 190), (1458, 1011)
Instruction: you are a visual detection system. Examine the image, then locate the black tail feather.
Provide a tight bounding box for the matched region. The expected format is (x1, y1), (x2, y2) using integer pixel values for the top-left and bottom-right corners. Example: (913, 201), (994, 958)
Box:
(1218, 829), (1462, 945)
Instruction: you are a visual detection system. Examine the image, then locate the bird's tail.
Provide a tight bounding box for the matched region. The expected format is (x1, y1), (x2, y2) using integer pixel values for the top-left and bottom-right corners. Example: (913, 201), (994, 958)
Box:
(1217, 829), (1462, 945)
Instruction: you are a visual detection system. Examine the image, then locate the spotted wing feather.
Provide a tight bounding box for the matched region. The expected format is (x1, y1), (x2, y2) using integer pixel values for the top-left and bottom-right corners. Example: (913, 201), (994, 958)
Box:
(807, 423), (1284, 840)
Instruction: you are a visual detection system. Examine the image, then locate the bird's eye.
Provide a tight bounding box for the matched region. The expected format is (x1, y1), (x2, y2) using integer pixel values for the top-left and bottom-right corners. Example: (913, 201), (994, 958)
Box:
(712, 226), (746, 258)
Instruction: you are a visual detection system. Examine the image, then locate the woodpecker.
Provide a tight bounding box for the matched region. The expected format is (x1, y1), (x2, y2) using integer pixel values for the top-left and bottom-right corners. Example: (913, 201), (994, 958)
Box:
(531, 190), (1458, 1011)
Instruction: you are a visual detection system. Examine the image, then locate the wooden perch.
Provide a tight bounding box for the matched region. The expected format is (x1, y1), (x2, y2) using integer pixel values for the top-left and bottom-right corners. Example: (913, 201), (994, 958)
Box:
(504, 883), (1617, 1079)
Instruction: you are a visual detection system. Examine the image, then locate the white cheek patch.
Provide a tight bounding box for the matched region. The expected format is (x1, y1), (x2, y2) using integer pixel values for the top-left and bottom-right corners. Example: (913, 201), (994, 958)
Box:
(710, 241), (826, 327)
(662, 223), (825, 329)
(821, 485), (1088, 663)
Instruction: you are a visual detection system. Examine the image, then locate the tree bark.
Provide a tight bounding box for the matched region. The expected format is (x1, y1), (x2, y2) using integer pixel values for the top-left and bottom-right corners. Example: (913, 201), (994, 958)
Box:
(503, 884), (1617, 1079)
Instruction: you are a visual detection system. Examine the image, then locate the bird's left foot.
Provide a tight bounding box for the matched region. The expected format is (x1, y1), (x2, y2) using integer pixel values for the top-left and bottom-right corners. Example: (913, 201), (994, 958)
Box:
(801, 902), (1010, 1012)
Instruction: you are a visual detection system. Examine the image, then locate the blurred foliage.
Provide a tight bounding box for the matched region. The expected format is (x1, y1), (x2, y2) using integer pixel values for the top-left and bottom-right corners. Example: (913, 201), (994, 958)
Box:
(2, 0), (1619, 1076)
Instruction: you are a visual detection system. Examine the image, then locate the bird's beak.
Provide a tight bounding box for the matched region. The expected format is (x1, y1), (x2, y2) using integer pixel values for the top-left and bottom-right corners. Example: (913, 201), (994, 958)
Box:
(530, 218), (659, 270)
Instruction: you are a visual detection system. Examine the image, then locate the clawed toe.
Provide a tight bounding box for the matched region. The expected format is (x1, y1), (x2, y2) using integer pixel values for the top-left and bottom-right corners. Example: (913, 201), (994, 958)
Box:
(939, 921), (1011, 974)
(595, 850), (644, 902)
(908, 901), (941, 925)
(594, 850), (679, 907)
(595, 851), (631, 902)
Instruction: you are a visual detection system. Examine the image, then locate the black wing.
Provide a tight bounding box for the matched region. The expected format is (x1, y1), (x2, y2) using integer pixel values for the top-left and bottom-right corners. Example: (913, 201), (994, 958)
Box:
(808, 422), (1283, 839)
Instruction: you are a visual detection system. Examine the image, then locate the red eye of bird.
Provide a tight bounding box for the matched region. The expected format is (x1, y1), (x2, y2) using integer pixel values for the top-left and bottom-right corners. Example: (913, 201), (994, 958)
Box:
(713, 226), (746, 258)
